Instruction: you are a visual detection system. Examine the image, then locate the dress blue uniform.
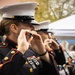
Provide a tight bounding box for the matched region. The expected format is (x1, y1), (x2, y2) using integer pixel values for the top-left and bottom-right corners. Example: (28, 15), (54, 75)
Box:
(0, 37), (60, 75)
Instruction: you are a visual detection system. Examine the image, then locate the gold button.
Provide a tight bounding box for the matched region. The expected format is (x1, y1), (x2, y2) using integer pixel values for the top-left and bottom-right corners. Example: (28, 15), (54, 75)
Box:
(11, 51), (15, 54)
(4, 57), (9, 60)
(63, 64), (66, 67)
(29, 68), (33, 73)
(16, 46), (18, 48)
(0, 64), (3, 67)
(12, 16), (14, 18)
(2, 42), (6, 45)
(25, 61), (28, 65)
(38, 28), (40, 30)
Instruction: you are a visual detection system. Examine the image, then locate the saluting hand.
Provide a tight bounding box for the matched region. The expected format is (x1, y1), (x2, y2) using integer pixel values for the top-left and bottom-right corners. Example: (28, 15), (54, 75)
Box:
(49, 39), (59, 50)
(30, 32), (46, 55)
(17, 29), (33, 54)
(44, 39), (53, 52)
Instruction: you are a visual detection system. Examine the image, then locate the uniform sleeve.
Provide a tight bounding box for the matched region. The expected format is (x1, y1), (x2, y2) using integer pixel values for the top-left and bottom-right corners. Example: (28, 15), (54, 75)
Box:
(39, 55), (60, 75)
(54, 47), (66, 65)
(0, 49), (26, 75)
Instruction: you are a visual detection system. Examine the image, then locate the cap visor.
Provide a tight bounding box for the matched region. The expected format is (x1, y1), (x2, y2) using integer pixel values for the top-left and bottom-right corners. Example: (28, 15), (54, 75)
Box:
(31, 20), (40, 25)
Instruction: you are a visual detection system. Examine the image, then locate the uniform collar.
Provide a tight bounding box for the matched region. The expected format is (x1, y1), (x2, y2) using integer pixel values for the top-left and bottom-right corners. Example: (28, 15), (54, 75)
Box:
(5, 37), (17, 48)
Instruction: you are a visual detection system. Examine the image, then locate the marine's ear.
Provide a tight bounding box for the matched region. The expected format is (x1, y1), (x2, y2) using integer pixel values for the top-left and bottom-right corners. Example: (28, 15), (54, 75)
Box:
(10, 24), (18, 34)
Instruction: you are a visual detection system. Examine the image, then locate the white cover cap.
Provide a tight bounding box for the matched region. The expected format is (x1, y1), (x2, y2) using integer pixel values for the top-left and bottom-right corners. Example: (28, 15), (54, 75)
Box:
(34, 20), (50, 31)
(0, 2), (40, 25)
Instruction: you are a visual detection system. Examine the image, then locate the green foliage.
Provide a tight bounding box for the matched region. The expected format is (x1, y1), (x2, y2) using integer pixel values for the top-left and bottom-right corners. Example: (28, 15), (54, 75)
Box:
(35, 0), (75, 22)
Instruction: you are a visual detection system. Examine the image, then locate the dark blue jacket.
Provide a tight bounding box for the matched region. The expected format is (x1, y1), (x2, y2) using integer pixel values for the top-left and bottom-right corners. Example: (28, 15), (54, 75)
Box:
(0, 37), (60, 75)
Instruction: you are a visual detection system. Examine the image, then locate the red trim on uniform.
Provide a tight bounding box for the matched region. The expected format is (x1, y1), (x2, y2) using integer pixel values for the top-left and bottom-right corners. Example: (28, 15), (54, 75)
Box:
(0, 50), (18, 69)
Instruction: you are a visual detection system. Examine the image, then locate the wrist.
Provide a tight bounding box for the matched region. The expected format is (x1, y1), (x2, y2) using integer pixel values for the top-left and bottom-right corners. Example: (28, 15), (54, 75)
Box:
(38, 50), (48, 56)
(17, 48), (26, 54)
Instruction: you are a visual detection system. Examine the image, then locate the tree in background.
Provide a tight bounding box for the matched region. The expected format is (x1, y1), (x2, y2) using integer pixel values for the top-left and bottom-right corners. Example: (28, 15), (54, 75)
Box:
(35, 0), (75, 22)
